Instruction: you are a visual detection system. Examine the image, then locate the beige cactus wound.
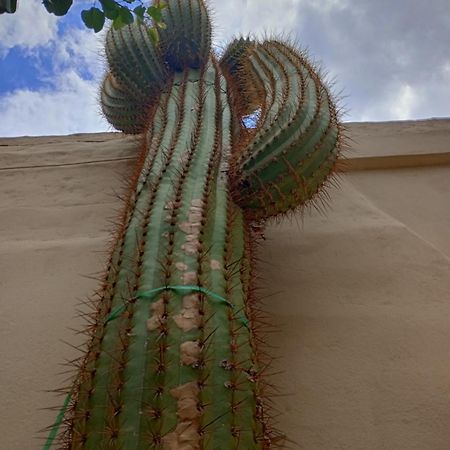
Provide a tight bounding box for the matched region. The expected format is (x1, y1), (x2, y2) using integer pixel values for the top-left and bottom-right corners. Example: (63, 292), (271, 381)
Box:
(180, 200), (204, 256)
(174, 294), (202, 332)
(180, 341), (202, 366)
(176, 262), (189, 272)
(181, 271), (197, 285)
(146, 298), (165, 331)
(162, 382), (202, 450)
(210, 259), (221, 270)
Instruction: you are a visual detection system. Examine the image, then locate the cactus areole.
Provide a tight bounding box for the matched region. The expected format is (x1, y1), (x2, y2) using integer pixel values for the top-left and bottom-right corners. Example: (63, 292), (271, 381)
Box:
(54, 0), (343, 448)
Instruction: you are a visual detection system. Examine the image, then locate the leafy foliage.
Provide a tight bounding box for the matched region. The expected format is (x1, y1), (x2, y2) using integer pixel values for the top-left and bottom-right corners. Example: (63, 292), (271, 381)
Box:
(0, 0), (17, 13)
(81, 7), (105, 33)
(43, 0), (72, 16)
(0, 0), (167, 43)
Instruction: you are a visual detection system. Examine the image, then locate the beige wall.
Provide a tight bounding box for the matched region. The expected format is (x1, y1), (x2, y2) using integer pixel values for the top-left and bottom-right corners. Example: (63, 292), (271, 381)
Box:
(1, 120), (449, 449)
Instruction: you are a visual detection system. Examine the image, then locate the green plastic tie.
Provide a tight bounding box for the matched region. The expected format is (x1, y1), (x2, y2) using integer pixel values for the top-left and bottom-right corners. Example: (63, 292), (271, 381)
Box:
(106, 285), (249, 328)
(43, 389), (72, 450)
(43, 285), (249, 449)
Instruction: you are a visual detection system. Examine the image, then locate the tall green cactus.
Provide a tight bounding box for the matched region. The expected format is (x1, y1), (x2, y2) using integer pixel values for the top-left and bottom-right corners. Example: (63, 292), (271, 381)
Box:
(56, 1), (343, 448)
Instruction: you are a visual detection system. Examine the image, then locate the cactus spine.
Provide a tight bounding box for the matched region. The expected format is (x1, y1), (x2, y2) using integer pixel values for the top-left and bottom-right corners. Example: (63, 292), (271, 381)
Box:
(58, 0), (343, 448)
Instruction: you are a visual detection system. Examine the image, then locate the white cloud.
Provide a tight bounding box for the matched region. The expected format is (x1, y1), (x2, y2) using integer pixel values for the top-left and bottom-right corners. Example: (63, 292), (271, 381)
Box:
(0, 0), (58, 57)
(443, 63), (450, 78)
(212, 0), (302, 46)
(389, 84), (417, 121)
(1, 0), (448, 136)
(0, 71), (109, 137)
(0, 26), (109, 137)
(358, 84), (416, 122)
(309, 0), (349, 12)
(48, 26), (106, 73)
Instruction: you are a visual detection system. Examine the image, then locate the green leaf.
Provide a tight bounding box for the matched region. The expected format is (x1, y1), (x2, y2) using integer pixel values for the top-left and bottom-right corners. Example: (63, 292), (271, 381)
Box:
(43, 0), (73, 16)
(148, 27), (160, 45)
(112, 7), (134, 29)
(153, 1), (167, 9)
(112, 15), (123, 29)
(119, 6), (134, 24)
(157, 21), (167, 29)
(81, 7), (105, 33)
(99, 0), (119, 20)
(0, 0), (17, 14)
(133, 5), (145, 19)
(147, 5), (163, 23)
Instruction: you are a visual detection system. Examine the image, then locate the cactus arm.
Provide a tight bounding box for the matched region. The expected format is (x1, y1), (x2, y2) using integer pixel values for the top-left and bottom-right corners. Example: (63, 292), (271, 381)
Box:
(100, 73), (153, 134)
(220, 38), (266, 119)
(105, 23), (167, 98)
(241, 43), (313, 164)
(101, 23), (170, 134)
(224, 41), (341, 220)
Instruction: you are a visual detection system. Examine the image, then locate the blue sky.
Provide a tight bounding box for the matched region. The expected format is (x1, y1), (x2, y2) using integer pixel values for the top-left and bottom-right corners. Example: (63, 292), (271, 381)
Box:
(0, 0), (449, 137)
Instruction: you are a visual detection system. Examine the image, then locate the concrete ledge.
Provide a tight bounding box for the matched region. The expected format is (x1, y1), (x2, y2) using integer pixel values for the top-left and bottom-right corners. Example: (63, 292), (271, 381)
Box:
(338, 151), (450, 171)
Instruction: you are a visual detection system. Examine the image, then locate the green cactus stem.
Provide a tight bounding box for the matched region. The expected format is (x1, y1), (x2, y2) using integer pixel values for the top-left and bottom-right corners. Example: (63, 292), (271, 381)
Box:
(56, 0), (343, 448)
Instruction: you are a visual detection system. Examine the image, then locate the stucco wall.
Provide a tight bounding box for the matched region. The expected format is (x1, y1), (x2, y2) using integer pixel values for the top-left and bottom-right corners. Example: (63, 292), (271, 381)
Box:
(1, 119), (449, 449)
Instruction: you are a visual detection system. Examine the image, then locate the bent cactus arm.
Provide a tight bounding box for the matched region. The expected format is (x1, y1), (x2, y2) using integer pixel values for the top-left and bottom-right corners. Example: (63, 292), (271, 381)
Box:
(58, 0), (343, 448)
(222, 39), (342, 220)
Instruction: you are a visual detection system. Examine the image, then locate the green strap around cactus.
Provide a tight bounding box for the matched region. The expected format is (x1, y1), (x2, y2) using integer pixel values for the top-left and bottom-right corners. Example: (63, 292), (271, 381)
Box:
(43, 391), (72, 450)
(105, 285), (249, 328)
(44, 286), (247, 450)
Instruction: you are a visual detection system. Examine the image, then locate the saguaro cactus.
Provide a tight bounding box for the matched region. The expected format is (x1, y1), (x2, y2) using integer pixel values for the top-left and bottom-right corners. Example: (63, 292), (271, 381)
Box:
(53, 1), (343, 448)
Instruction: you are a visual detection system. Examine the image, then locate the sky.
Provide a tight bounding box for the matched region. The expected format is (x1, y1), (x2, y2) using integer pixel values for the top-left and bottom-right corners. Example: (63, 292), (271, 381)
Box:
(0, 0), (449, 137)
